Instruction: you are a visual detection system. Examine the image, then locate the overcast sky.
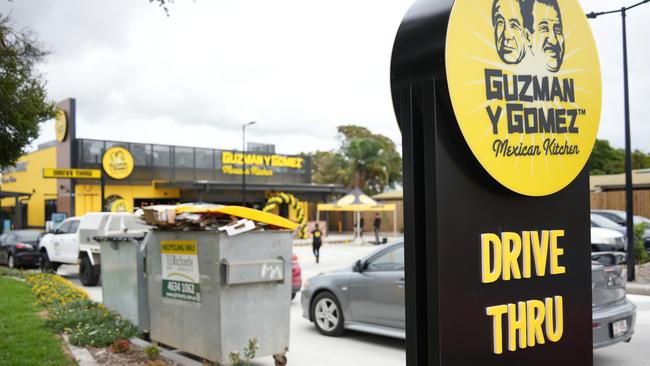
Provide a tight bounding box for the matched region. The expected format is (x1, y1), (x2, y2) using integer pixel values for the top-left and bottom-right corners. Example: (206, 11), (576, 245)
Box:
(2, 0), (649, 155)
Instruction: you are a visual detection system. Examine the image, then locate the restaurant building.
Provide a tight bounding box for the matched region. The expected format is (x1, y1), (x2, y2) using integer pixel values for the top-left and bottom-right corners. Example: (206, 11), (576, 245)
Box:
(0, 98), (343, 230)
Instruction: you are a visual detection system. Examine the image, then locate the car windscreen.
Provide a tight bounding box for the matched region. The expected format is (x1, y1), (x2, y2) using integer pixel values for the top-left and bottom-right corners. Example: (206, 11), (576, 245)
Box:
(15, 231), (42, 243)
(590, 214), (622, 230)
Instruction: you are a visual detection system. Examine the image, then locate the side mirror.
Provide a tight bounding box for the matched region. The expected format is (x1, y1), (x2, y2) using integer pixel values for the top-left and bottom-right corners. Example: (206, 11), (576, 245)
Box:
(353, 260), (365, 273)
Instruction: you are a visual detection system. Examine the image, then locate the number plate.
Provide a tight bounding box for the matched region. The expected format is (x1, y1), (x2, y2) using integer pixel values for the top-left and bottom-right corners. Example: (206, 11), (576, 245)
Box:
(612, 319), (628, 338)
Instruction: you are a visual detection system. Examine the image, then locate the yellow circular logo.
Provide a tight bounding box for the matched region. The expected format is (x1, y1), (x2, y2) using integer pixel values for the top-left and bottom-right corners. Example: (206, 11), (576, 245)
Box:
(110, 199), (129, 212)
(55, 109), (67, 142)
(102, 147), (134, 180)
(445, 0), (601, 196)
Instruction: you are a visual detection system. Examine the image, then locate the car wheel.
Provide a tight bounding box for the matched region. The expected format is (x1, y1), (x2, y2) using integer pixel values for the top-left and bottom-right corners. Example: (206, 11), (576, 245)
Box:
(40, 251), (58, 274)
(311, 292), (345, 336)
(79, 256), (100, 286)
(8, 254), (15, 269)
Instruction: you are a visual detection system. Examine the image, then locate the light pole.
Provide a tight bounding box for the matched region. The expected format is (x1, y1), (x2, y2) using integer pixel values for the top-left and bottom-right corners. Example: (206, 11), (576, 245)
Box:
(587, 0), (649, 281)
(241, 121), (257, 205)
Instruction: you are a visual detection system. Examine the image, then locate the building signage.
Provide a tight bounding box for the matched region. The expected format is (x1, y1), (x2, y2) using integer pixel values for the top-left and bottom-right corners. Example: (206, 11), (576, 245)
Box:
(161, 240), (202, 303)
(55, 109), (68, 142)
(391, 0), (598, 365)
(446, 0), (601, 196)
(102, 147), (134, 180)
(43, 168), (101, 179)
(220, 151), (305, 177)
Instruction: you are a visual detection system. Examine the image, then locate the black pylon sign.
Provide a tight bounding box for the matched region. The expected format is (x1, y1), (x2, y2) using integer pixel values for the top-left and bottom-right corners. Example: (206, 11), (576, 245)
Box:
(391, 0), (602, 364)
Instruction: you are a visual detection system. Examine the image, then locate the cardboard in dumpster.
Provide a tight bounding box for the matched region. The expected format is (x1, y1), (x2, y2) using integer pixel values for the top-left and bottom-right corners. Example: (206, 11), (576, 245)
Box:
(141, 204), (299, 233)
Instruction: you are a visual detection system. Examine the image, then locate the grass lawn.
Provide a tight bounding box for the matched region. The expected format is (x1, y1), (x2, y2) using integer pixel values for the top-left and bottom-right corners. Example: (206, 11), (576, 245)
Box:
(0, 276), (73, 366)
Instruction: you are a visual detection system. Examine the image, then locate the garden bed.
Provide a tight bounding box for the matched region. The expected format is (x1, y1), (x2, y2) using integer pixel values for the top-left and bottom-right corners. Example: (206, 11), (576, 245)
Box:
(1, 270), (173, 365)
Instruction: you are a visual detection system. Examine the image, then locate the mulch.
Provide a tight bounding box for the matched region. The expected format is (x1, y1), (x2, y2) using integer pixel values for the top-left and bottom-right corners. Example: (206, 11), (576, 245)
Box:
(89, 344), (182, 366)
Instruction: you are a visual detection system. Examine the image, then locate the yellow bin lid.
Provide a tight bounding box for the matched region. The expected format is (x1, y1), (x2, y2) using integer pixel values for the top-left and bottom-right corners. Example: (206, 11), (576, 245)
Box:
(175, 205), (299, 230)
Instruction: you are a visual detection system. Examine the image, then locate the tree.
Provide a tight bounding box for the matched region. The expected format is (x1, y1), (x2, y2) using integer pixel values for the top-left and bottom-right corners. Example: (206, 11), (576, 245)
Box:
(310, 125), (402, 196)
(310, 151), (348, 185)
(588, 139), (650, 175)
(588, 139), (624, 175)
(0, 14), (56, 170)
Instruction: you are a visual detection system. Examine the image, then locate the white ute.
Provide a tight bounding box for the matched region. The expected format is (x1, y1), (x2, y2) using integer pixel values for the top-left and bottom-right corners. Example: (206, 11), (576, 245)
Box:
(39, 212), (149, 286)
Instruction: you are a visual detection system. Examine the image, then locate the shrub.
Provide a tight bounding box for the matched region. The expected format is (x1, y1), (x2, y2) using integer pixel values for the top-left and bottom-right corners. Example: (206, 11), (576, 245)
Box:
(111, 339), (130, 353)
(61, 303), (138, 347)
(635, 222), (649, 265)
(27, 274), (137, 347)
(26, 273), (89, 308)
(144, 345), (161, 360)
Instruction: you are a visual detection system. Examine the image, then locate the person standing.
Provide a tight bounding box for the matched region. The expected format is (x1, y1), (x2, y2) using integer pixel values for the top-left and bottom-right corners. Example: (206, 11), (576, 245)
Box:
(373, 213), (381, 244)
(312, 223), (323, 263)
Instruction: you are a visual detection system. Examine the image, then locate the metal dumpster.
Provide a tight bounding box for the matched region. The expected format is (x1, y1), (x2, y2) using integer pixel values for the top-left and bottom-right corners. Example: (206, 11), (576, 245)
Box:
(145, 229), (292, 364)
(96, 232), (150, 332)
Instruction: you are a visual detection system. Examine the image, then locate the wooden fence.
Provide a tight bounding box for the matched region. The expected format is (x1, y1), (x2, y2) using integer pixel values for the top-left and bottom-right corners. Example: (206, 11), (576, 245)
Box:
(590, 189), (650, 218)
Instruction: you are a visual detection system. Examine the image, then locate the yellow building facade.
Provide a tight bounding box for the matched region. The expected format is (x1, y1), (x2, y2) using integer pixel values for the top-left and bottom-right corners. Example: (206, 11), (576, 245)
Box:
(1, 98), (340, 230)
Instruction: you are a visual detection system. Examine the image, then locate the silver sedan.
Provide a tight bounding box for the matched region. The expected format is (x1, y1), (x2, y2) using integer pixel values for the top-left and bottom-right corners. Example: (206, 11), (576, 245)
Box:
(301, 242), (405, 338)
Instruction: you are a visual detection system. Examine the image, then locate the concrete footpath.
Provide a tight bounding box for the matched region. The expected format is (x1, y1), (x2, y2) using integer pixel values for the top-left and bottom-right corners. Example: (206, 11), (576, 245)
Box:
(627, 282), (650, 296)
(293, 232), (402, 246)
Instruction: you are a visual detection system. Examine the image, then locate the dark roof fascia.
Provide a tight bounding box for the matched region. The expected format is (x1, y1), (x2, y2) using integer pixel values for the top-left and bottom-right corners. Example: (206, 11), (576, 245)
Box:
(155, 181), (346, 194)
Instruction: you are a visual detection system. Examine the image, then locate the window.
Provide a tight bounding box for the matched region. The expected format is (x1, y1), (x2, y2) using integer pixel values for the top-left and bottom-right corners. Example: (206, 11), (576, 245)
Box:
(81, 140), (104, 164)
(174, 147), (194, 168)
(152, 145), (171, 167)
(4, 234), (17, 245)
(55, 221), (70, 234)
(195, 148), (213, 169)
(130, 143), (149, 166)
(68, 220), (80, 234)
(367, 245), (404, 272)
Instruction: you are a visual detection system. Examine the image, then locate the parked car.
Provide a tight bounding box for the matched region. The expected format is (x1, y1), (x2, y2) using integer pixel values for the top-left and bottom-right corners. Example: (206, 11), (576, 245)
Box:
(591, 252), (636, 348)
(302, 242), (405, 338)
(292, 255), (302, 300)
(592, 210), (650, 252)
(301, 241), (636, 349)
(0, 230), (43, 269)
(592, 209), (650, 227)
(591, 226), (626, 252)
(39, 212), (149, 286)
(591, 213), (626, 235)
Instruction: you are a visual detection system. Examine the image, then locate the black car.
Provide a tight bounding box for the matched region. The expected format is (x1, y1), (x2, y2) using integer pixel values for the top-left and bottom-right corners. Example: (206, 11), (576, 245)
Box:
(0, 230), (43, 269)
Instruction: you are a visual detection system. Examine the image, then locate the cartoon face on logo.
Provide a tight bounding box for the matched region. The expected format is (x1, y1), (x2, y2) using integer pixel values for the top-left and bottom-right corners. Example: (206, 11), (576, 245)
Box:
(109, 151), (127, 171)
(523, 0), (565, 72)
(102, 147), (134, 180)
(492, 0), (527, 64)
(55, 109), (68, 142)
(491, 0), (565, 72)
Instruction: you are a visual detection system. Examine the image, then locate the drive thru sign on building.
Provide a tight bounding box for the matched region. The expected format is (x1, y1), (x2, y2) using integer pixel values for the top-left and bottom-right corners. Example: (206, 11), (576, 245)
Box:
(391, 0), (601, 364)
